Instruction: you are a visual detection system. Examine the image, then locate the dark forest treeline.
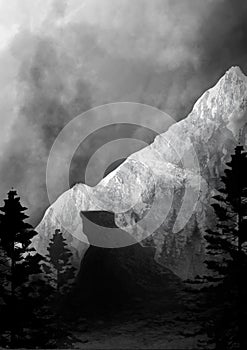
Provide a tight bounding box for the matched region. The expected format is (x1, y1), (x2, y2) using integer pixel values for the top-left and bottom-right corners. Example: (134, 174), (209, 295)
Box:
(0, 144), (247, 348)
(0, 190), (78, 348)
(185, 144), (247, 349)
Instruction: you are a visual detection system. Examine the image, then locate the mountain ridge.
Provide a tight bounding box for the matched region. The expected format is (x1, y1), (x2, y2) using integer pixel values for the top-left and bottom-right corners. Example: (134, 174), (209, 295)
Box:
(32, 66), (247, 279)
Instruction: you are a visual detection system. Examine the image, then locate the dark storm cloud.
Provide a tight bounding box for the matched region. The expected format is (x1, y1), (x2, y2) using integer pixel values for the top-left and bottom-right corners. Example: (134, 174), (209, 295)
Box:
(0, 0), (247, 223)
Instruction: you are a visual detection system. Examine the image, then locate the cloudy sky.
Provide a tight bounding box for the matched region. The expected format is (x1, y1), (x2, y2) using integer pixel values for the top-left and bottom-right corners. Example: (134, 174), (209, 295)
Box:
(0, 0), (247, 224)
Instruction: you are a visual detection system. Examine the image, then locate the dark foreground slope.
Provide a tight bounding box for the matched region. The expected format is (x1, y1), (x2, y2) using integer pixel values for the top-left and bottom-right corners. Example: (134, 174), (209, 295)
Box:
(63, 212), (204, 349)
(66, 211), (183, 319)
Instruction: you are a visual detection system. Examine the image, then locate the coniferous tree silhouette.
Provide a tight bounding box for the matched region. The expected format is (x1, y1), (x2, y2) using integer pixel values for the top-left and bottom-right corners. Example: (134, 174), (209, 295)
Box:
(40, 229), (78, 348)
(42, 229), (76, 297)
(203, 144), (247, 348)
(182, 145), (247, 349)
(0, 189), (44, 348)
(206, 145), (247, 276)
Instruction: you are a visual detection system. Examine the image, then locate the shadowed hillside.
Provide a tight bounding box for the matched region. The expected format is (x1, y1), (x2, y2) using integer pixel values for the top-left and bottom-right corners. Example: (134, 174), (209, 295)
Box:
(69, 211), (183, 318)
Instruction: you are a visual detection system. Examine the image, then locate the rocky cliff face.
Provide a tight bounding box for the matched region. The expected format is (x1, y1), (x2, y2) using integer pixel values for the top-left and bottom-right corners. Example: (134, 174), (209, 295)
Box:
(32, 67), (247, 279)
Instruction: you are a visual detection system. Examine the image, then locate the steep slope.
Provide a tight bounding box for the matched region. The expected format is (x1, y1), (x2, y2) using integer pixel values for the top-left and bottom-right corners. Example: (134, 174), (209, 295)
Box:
(32, 66), (247, 279)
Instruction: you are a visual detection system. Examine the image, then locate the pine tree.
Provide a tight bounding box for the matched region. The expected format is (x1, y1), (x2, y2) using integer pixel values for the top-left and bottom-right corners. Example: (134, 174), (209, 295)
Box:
(205, 145), (247, 280)
(42, 229), (76, 297)
(204, 144), (247, 348)
(39, 229), (77, 347)
(0, 189), (44, 347)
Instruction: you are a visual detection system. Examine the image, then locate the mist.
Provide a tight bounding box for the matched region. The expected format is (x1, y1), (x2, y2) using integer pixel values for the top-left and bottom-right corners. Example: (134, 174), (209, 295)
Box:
(0, 0), (247, 224)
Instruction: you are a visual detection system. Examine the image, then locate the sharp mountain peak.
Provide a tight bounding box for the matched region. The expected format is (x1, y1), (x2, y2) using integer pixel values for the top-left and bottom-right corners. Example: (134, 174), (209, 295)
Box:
(32, 66), (247, 280)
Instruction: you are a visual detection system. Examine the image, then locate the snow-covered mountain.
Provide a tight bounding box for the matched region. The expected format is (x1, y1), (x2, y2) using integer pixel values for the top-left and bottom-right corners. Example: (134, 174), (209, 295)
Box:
(32, 67), (247, 279)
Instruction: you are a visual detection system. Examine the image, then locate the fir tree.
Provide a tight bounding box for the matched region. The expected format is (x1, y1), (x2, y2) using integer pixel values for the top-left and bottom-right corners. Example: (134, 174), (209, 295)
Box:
(205, 145), (247, 280)
(42, 229), (76, 297)
(39, 229), (77, 348)
(0, 189), (44, 347)
(183, 145), (247, 348)
(204, 144), (247, 348)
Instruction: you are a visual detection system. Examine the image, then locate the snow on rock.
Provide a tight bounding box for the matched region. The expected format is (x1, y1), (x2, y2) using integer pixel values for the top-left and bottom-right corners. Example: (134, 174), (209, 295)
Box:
(32, 67), (247, 279)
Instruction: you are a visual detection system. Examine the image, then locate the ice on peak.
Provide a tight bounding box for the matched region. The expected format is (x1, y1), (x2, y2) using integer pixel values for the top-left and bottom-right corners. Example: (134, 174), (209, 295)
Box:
(33, 66), (247, 279)
(225, 66), (247, 81)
